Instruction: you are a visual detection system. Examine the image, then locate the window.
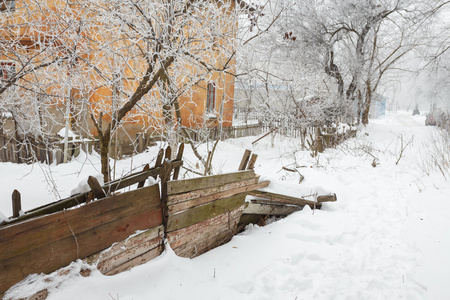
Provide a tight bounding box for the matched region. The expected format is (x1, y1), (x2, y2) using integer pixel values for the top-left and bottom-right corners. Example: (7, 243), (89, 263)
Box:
(206, 82), (215, 113)
(0, 62), (15, 86)
(0, 0), (15, 12)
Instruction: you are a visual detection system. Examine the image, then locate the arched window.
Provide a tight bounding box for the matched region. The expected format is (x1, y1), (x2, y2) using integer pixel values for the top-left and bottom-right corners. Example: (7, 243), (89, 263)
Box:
(206, 82), (215, 113)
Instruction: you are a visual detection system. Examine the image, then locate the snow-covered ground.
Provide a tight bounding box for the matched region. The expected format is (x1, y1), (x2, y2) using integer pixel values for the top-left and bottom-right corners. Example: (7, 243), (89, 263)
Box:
(2, 111), (450, 300)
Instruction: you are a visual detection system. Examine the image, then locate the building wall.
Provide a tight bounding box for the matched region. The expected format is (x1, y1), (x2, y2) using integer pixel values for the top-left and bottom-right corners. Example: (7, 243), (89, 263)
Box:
(1, 0), (236, 144)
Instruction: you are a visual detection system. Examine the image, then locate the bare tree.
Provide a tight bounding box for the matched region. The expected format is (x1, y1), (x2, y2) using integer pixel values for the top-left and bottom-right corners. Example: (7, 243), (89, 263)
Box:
(266, 0), (446, 125)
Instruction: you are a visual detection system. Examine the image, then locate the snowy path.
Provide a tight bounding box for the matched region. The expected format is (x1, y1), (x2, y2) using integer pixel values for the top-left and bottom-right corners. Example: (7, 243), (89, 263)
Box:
(3, 111), (450, 300)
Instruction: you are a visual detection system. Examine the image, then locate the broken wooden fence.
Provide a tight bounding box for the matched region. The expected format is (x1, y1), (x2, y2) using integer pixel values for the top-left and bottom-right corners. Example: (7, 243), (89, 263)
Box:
(165, 170), (269, 258)
(0, 146), (337, 296)
(0, 147), (270, 295)
(238, 190), (337, 231)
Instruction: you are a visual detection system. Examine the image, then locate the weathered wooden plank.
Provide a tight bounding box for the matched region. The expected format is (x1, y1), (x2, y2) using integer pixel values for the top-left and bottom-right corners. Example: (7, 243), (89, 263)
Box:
(137, 164), (150, 188)
(104, 246), (163, 276)
(12, 190), (21, 218)
(154, 149), (164, 168)
(242, 202), (300, 216)
(88, 176), (106, 199)
(170, 214), (241, 256)
(98, 225), (164, 263)
(0, 184), (161, 262)
(0, 207), (162, 295)
(164, 146), (172, 160)
(98, 235), (162, 275)
(166, 194), (246, 232)
(248, 190), (322, 209)
(167, 207), (243, 249)
(238, 149), (252, 170)
(159, 159), (173, 243)
(167, 170), (256, 196)
(317, 194), (337, 202)
(172, 143), (184, 180)
(167, 177), (259, 205)
(2, 162), (180, 226)
(104, 161), (181, 193)
(174, 228), (235, 258)
(246, 153), (258, 170)
(168, 181), (270, 215)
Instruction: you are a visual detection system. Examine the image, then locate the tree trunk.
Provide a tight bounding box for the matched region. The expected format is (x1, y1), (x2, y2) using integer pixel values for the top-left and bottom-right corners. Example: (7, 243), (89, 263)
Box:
(99, 132), (111, 182)
(357, 89), (363, 125)
(362, 84), (372, 125)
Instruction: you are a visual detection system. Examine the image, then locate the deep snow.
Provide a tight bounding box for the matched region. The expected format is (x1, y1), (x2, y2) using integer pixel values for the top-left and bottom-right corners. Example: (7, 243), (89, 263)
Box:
(2, 111), (450, 300)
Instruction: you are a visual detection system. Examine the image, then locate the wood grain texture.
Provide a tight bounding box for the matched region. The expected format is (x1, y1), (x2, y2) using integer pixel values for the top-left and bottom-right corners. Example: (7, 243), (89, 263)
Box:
(104, 246), (163, 276)
(248, 190), (322, 209)
(98, 235), (162, 275)
(317, 194), (337, 202)
(246, 153), (258, 170)
(2, 162), (180, 226)
(238, 149), (252, 170)
(166, 194), (246, 232)
(0, 184), (162, 294)
(175, 229), (234, 258)
(0, 184), (161, 261)
(172, 143), (184, 180)
(167, 170), (255, 195)
(167, 207), (243, 249)
(168, 181), (269, 214)
(168, 207), (243, 258)
(242, 202), (300, 216)
(167, 177), (259, 205)
(97, 225), (164, 263)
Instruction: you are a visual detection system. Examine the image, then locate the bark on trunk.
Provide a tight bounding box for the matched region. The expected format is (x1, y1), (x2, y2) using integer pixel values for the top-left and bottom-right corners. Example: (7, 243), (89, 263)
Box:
(99, 132), (111, 182)
(362, 85), (372, 125)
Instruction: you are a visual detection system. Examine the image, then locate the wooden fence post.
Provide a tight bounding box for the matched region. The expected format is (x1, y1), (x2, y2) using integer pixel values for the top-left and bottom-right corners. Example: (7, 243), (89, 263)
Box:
(247, 154), (258, 170)
(238, 149), (252, 171)
(172, 143), (184, 180)
(12, 189), (21, 218)
(137, 164), (150, 188)
(164, 146), (172, 161)
(88, 176), (106, 199)
(159, 159), (173, 251)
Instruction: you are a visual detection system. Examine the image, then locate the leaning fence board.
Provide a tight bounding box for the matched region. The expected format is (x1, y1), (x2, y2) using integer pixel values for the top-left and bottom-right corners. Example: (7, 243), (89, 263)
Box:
(0, 184), (162, 295)
(170, 218), (237, 253)
(170, 208), (242, 258)
(168, 181), (270, 214)
(3, 162), (181, 226)
(168, 207), (243, 250)
(175, 229), (235, 258)
(98, 235), (162, 275)
(0, 208), (161, 295)
(166, 170), (255, 195)
(166, 194), (246, 232)
(97, 225), (164, 263)
(104, 246), (163, 276)
(0, 185), (161, 261)
(248, 190), (322, 209)
(242, 202), (300, 216)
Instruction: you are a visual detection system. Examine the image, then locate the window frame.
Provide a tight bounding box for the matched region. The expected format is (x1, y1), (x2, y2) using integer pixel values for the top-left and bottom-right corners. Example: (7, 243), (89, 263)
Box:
(206, 82), (216, 114)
